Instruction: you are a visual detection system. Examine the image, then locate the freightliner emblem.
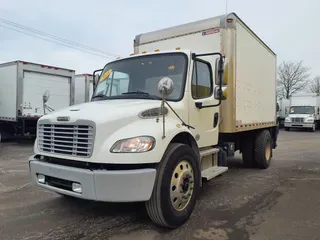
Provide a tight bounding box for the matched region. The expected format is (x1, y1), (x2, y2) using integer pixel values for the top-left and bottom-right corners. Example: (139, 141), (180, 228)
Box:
(57, 116), (70, 121)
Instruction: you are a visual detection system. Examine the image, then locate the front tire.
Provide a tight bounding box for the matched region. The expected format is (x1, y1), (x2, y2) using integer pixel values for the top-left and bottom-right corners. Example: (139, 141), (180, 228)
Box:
(285, 127), (290, 131)
(145, 143), (200, 228)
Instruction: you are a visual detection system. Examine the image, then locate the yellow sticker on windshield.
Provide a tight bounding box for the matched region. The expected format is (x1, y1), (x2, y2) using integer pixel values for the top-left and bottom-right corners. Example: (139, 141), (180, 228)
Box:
(99, 69), (113, 82)
(290, 108), (294, 113)
(168, 65), (175, 70)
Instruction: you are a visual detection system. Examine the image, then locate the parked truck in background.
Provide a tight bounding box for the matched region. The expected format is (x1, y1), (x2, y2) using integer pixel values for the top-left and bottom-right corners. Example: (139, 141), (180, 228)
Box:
(277, 98), (290, 127)
(74, 74), (94, 104)
(28, 12), (278, 228)
(285, 93), (320, 132)
(0, 60), (75, 141)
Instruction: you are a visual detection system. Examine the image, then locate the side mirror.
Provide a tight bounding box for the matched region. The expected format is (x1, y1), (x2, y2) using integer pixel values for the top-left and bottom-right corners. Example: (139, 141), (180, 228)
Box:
(93, 74), (100, 89)
(92, 68), (103, 90)
(158, 77), (174, 98)
(215, 58), (224, 86)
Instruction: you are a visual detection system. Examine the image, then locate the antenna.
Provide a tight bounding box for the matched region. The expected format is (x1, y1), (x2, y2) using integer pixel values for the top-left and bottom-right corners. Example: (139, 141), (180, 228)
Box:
(225, 0), (228, 14)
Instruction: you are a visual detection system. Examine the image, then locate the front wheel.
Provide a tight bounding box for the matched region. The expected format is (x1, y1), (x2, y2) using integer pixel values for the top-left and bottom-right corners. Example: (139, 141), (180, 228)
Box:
(285, 127), (290, 131)
(145, 143), (200, 228)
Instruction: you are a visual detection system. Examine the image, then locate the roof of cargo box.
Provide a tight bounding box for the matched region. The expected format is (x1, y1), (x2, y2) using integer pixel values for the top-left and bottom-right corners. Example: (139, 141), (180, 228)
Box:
(134, 12), (275, 56)
(75, 73), (93, 77)
(0, 60), (75, 72)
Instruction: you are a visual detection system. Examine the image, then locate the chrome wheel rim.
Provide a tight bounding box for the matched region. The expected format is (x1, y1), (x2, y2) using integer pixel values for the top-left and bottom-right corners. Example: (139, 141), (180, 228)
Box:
(170, 160), (195, 211)
(265, 139), (271, 161)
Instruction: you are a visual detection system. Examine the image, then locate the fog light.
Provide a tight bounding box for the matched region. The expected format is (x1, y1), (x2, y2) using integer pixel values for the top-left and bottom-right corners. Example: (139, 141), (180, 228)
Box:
(72, 183), (82, 193)
(37, 174), (45, 184)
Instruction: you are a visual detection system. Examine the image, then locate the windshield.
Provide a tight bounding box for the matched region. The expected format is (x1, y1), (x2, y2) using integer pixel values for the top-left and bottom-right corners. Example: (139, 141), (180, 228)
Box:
(93, 53), (187, 101)
(289, 106), (315, 114)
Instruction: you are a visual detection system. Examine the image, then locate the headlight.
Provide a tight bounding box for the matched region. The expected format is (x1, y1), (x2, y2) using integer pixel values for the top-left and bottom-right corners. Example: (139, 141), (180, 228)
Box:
(110, 136), (156, 153)
(306, 118), (314, 122)
(285, 117), (290, 122)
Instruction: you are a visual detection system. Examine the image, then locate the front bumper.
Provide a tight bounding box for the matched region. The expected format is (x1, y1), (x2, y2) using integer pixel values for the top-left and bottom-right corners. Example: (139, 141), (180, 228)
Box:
(29, 155), (157, 202)
(284, 122), (314, 128)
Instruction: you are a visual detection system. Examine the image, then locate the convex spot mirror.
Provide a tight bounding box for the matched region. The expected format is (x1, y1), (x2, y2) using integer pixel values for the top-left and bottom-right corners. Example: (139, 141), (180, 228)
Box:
(214, 86), (227, 100)
(158, 77), (174, 98)
(43, 90), (50, 103)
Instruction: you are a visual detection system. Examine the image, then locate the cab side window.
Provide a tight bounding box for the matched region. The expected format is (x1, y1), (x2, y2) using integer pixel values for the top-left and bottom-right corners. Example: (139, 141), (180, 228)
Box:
(191, 61), (213, 99)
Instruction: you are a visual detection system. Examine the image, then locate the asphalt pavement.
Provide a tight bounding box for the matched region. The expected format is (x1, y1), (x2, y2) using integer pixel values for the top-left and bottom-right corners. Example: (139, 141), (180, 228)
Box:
(1, 129), (320, 240)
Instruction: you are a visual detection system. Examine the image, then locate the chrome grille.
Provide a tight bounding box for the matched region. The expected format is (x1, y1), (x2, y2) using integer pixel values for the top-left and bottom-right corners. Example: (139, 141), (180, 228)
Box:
(291, 117), (304, 123)
(38, 124), (94, 157)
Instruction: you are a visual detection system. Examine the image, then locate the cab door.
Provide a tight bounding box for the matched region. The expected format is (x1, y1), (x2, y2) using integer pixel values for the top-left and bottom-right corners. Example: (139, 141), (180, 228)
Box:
(188, 59), (220, 148)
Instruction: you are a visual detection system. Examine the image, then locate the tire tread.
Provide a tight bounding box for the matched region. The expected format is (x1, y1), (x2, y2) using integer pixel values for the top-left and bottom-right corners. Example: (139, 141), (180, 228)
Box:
(145, 143), (184, 228)
(254, 130), (272, 169)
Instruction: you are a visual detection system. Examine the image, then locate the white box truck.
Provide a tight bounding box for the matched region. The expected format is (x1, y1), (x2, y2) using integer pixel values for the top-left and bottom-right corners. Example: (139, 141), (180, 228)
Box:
(284, 93), (320, 132)
(29, 13), (278, 228)
(0, 60), (75, 141)
(277, 98), (290, 127)
(74, 74), (94, 104)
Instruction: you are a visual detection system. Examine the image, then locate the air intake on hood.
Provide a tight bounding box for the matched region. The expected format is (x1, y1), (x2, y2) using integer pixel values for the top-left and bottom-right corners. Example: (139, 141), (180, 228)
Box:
(139, 107), (168, 119)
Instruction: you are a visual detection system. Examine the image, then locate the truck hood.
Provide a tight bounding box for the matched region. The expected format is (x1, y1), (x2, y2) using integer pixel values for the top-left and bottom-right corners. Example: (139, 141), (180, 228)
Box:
(39, 99), (163, 124)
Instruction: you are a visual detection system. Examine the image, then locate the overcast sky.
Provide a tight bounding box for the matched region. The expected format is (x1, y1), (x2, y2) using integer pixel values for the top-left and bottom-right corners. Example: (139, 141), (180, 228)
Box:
(1, 0), (319, 78)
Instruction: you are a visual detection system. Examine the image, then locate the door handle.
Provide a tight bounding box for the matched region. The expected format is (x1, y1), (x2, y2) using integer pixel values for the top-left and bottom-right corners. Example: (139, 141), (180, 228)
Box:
(195, 102), (203, 109)
(213, 113), (219, 128)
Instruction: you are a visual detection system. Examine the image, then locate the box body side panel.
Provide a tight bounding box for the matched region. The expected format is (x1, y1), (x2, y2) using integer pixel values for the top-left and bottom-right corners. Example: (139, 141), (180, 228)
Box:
(234, 21), (276, 130)
(0, 64), (18, 121)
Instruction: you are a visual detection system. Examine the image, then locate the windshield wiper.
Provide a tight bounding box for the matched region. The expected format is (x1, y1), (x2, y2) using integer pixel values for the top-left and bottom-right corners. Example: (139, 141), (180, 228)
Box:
(121, 90), (158, 100)
(91, 94), (109, 100)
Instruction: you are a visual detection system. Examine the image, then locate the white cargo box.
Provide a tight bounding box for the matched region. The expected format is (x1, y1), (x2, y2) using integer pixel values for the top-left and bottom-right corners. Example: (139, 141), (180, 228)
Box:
(0, 60), (75, 122)
(134, 12), (277, 133)
(290, 93), (320, 107)
(75, 74), (94, 104)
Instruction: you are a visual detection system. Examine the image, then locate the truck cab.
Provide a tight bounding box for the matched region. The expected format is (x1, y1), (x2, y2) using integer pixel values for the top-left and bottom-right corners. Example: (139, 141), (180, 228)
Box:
(285, 105), (319, 132)
(284, 93), (320, 132)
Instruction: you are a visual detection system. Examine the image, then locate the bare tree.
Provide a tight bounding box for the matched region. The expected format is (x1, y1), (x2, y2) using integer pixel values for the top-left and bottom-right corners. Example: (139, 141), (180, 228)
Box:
(309, 76), (320, 95)
(277, 61), (310, 99)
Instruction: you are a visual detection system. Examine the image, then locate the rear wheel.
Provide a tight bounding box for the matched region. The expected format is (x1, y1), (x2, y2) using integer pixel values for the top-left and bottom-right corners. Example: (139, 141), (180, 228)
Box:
(145, 143), (200, 228)
(254, 130), (272, 169)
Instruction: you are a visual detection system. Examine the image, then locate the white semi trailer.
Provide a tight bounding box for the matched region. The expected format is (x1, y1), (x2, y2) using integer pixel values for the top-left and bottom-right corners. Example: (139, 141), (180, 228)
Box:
(0, 60), (75, 141)
(29, 13), (278, 228)
(74, 74), (94, 104)
(285, 93), (320, 132)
